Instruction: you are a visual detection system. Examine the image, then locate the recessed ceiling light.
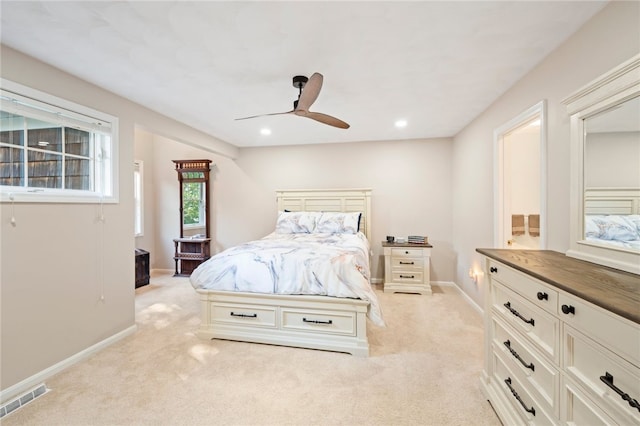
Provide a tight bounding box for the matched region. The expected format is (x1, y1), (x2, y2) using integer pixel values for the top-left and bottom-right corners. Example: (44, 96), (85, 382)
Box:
(395, 120), (407, 128)
(260, 128), (271, 136)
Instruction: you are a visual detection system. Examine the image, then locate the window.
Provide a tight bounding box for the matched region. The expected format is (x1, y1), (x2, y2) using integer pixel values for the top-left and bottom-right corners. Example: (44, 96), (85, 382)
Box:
(134, 161), (143, 236)
(0, 79), (118, 203)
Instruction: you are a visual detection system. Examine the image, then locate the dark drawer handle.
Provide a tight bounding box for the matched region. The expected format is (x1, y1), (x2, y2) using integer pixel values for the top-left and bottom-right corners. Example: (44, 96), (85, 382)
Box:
(399, 275), (415, 279)
(600, 372), (640, 412)
(536, 292), (548, 301)
(490, 266), (498, 273)
(303, 318), (333, 325)
(504, 340), (535, 371)
(230, 312), (257, 318)
(399, 261), (415, 265)
(561, 304), (575, 315)
(405, 251), (410, 254)
(504, 302), (535, 326)
(504, 377), (535, 416)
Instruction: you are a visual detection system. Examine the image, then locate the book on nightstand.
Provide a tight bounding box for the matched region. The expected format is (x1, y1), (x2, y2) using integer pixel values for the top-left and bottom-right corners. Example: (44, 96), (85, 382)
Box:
(408, 235), (428, 244)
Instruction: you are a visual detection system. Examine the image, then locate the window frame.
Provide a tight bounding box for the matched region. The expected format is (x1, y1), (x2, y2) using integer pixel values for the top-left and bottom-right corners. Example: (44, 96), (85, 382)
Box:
(133, 160), (143, 237)
(0, 79), (119, 203)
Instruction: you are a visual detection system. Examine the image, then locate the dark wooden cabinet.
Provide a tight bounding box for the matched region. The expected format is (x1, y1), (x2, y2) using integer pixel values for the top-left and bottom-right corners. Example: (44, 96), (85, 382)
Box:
(173, 238), (211, 276)
(135, 249), (150, 288)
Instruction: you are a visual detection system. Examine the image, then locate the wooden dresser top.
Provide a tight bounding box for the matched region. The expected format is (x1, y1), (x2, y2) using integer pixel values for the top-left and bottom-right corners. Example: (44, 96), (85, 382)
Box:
(476, 249), (640, 324)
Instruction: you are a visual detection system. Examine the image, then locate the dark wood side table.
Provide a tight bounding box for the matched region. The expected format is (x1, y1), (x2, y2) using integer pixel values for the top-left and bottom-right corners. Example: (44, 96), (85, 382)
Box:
(173, 238), (211, 276)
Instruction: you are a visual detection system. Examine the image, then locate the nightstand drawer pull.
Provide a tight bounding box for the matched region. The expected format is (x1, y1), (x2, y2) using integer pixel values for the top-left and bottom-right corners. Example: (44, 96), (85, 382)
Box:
(504, 377), (535, 416)
(504, 340), (535, 371)
(303, 318), (333, 325)
(561, 304), (575, 315)
(399, 261), (415, 265)
(399, 275), (415, 279)
(503, 302), (535, 326)
(490, 266), (498, 273)
(230, 312), (257, 318)
(600, 372), (640, 411)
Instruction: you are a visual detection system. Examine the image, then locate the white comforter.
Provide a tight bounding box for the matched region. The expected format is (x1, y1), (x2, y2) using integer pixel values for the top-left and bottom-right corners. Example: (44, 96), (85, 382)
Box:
(190, 232), (385, 326)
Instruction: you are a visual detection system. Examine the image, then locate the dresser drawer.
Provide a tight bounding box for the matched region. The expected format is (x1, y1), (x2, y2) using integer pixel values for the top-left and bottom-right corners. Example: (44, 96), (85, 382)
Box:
(558, 292), (640, 367)
(492, 281), (560, 363)
(492, 349), (556, 425)
(391, 248), (424, 258)
(562, 377), (617, 425)
(211, 303), (277, 328)
(563, 325), (640, 424)
(492, 316), (560, 415)
(487, 259), (558, 315)
(390, 257), (424, 270)
(281, 308), (356, 336)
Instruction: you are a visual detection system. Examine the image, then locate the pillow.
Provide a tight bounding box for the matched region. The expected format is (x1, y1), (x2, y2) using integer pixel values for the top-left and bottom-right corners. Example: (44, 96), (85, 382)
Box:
(275, 211), (319, 234)
(316, 211), (362, 234)
(585, 215), (640, 242)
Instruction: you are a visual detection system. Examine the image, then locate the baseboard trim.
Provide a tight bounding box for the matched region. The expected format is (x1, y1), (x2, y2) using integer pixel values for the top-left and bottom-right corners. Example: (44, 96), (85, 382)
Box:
(0, 325), (137, 404)
(432, 281), (484, 316)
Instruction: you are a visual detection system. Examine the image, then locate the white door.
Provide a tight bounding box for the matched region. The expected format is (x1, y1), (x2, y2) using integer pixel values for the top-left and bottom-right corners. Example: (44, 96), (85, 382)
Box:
(494, 101), (546, 249)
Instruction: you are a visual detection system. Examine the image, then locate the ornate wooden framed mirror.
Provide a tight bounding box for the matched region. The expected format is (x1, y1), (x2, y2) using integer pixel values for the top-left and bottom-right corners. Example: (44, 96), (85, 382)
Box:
(172, 159), (212, 276)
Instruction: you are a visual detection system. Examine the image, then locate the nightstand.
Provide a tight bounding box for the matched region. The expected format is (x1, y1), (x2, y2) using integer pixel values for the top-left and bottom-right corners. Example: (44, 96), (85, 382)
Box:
(382, 241), (432, 295)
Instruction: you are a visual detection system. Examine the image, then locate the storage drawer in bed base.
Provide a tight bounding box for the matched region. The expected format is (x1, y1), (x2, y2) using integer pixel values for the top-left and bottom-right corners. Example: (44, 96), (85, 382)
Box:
(196, 290), (370, 356)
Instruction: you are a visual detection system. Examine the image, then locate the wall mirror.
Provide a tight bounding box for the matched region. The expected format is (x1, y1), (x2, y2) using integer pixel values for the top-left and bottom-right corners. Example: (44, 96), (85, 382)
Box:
(564, 54), (640, 274)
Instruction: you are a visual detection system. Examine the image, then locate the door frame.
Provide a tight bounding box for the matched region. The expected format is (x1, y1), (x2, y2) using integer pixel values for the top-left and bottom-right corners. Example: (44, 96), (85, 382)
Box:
(493, 100), (547, 249)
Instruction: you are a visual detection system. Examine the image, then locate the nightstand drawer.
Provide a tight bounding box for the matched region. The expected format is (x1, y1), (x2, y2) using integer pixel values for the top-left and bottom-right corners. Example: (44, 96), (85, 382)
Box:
(392, 271), (424, 283)
(390, 257), (424, 269)
(391, 248), (424, 257)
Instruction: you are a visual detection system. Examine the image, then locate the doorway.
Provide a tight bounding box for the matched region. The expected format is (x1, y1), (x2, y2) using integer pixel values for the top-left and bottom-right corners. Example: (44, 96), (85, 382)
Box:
(494, 101), (547, 249)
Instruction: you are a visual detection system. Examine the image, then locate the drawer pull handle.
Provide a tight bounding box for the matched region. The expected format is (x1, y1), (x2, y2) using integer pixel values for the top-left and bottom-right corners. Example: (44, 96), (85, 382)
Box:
(504, 340), (535, 371)
(399, 275), (415, 279)
(399, 261), (415, 265)
(504, 377), (535, 416)
(600, 372), (640, 412)
(561, 304), (575, 315)
(230, 312), (257, 318)
(490, 266), (498, 273)
(536, 292), (548, 301)
(303, 318), (333, 325)
(503, 302), (535, 326)
(405, 251), (409, 254)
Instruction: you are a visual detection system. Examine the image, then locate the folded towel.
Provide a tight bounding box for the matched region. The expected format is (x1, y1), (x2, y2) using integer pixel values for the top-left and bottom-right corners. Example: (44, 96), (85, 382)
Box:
(512, 214), (525, 236)
(529, 214), (540, 237)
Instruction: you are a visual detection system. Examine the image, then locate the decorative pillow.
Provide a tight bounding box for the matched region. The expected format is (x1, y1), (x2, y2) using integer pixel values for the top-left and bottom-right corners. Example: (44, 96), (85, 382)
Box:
(275, 211), (319, 234)
(585, 215), (640, 242)
(316, 211), (362, 234)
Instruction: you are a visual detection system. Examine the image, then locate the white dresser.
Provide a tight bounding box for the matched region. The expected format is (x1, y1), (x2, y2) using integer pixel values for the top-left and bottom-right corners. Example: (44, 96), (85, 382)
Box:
(477, 249), (640, 425)
(382, 242), (432, 295)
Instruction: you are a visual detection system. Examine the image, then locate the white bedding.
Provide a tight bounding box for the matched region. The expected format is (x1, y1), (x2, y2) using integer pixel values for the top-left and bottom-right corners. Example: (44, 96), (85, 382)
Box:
(584, 214), (640, 249)
(190, 231), (385, 326)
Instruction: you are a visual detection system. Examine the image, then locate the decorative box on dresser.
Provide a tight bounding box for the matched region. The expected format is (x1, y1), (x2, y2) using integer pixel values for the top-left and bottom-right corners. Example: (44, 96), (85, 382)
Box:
(476, 249), (640, 426)
(382, 241), (432, 295)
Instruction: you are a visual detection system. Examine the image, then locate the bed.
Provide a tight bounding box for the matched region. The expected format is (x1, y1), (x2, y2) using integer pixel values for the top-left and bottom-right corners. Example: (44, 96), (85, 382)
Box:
(190, 189), (381, 356)
(584, 188), (640, 250)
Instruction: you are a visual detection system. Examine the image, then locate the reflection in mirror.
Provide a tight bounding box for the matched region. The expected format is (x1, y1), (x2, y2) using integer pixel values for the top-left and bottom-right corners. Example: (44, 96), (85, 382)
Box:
(583, 96), (640, 252)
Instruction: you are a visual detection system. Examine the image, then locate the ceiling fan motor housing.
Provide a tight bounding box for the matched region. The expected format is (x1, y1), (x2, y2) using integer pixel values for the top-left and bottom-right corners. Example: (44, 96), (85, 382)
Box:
(292, 75), (308, 88)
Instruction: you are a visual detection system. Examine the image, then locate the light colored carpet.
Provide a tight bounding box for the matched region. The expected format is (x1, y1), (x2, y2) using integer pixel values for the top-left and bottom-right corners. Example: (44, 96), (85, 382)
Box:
(4, 272), (500, 426)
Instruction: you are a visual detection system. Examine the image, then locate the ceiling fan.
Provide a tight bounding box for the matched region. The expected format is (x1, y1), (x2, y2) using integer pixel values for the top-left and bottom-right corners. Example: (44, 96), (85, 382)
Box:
(235, 72), (350, 129)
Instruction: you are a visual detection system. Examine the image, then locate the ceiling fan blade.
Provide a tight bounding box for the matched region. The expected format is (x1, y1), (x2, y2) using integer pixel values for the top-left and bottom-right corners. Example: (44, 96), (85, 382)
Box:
(295, 72), (323, 112)
(235, 111), (292, 121)
(302, 111), (350, 129)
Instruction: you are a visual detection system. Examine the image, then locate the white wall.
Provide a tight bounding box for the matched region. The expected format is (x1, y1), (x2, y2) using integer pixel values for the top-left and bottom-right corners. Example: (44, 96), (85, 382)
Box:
(0, 46), (237, 396)
(145, 136), (455, 283)
(585, 132), (640, 188)
(452, 1), (640, 306)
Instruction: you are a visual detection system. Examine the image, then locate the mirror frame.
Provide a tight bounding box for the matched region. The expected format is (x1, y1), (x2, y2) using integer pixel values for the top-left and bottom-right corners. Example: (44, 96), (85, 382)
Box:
(172, 159), (212, 239)
(563, 54), (640, 275)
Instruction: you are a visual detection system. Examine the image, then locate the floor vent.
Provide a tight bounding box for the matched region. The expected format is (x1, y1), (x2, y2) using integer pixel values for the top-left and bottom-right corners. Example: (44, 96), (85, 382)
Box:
(0, 384), (49, 418)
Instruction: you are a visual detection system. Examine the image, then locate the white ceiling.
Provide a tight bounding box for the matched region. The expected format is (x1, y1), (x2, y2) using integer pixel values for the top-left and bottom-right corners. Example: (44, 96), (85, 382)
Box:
(0, 1), (607, 148)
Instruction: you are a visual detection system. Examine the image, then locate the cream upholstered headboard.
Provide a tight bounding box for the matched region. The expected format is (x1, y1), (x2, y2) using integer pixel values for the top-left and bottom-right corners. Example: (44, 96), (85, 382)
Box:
(584, 188), (640, 215)
(275, 188), (372, 240)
